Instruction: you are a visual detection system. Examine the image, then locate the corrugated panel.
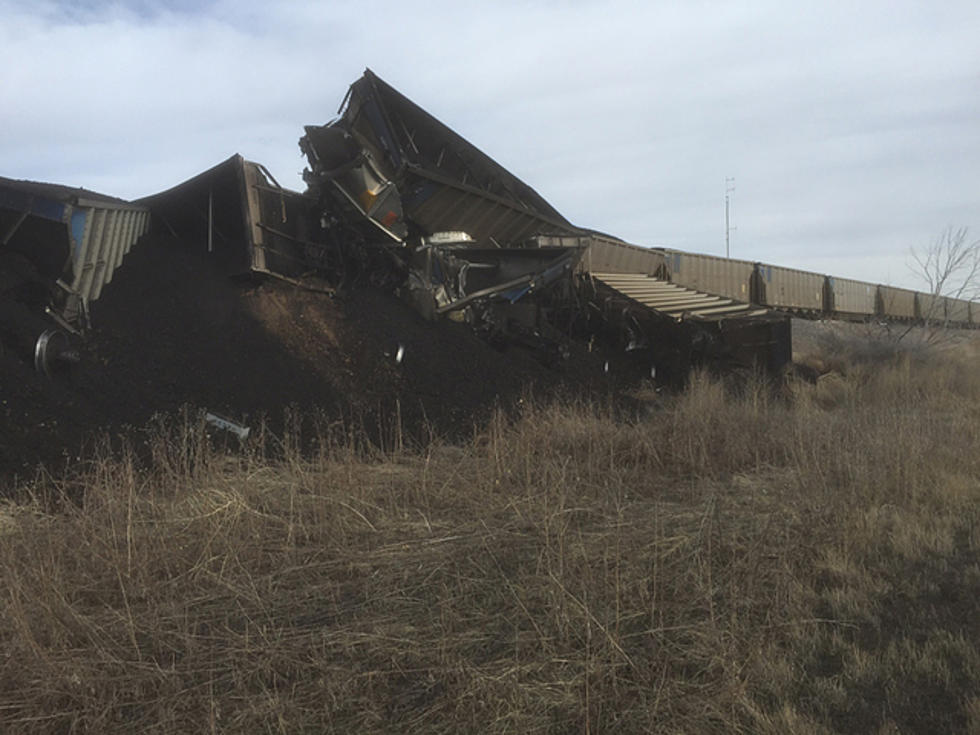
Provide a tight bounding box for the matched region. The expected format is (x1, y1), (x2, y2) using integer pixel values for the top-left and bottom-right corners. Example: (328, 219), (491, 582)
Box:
(584, 238), (665, 275)
(664, 250), (756, 303)
(70, 202), (150, 302)
(760, 264), (825, 311)
(592, 272), (768, 320)
(829, 276), (876, 315)
(531, 235), (666, 275)
(0, 174), (149, 304)
(878, 285), (916, 319)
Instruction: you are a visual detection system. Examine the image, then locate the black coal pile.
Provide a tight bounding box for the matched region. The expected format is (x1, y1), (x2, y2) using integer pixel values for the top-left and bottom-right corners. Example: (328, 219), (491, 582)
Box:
(0, 235), (614, 484)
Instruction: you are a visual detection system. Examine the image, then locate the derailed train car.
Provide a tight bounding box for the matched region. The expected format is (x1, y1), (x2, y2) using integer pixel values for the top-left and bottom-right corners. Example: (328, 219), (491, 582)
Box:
(0, 176), (149, 373)
(7, 68), (973, 386)
(296, 69), (590, 361)
(295, 70), (794, 376)
(288, 67), (975, 373)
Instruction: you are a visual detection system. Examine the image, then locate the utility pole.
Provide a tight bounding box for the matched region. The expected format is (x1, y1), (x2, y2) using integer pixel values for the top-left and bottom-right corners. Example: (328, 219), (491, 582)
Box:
(725, 177), (736, 258)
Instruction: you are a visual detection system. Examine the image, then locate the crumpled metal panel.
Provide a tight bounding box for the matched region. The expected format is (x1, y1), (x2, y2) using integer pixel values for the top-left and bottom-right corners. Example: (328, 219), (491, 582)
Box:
(300, 69), (581, 245)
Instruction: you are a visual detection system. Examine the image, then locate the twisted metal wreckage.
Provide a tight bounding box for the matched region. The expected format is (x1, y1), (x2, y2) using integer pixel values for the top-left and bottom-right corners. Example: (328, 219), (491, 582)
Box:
(1, 69), (791, 384)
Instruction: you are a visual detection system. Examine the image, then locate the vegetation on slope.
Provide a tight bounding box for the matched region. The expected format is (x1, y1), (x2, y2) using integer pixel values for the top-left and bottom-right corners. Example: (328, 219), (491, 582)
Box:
(1, 342), (978, 733)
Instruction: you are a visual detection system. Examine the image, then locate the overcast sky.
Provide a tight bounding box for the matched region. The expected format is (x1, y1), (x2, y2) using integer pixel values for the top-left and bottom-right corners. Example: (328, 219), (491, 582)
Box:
(3, 0), (978, 290)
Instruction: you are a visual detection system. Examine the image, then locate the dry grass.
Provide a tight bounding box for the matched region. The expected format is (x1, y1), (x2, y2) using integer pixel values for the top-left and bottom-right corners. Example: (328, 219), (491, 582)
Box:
(1, 342), (978, 733)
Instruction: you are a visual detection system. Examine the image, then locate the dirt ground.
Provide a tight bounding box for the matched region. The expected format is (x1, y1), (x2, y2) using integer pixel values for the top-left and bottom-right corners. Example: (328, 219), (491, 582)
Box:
(1, 236), (616, 484)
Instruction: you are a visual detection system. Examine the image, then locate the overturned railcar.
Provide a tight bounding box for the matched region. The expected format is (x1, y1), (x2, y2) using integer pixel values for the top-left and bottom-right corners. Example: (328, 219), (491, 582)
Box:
(295, 70), (793, 376)
(137, 155), (337, 282)
(300, 69), (578, 246)
(295, 70), (592, 360)
(0, 176), (149, 372)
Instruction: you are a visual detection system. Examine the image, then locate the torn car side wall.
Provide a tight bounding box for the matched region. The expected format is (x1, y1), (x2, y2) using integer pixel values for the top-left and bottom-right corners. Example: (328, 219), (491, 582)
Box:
(301, 69), (581, 245)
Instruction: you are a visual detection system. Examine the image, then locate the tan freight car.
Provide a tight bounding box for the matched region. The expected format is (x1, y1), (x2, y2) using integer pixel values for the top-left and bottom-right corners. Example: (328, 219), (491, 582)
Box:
(663, 250), (757, 303)
(757, 264), (826, 312)
(580, 236), (665, 275)
(944, 296), (972, 325)
(827, 276), (876, 316)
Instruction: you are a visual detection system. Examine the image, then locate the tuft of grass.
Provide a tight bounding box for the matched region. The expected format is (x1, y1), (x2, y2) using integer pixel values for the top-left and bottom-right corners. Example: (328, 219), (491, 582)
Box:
(0, 340), (978, 733)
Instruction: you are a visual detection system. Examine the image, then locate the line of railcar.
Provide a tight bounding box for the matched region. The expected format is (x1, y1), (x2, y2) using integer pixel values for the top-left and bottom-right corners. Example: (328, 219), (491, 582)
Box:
(580, 235), (977, 328)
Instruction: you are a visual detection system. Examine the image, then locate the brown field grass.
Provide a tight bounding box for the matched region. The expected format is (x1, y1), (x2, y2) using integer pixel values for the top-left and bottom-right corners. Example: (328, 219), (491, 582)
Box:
(1, 336), (978, 733)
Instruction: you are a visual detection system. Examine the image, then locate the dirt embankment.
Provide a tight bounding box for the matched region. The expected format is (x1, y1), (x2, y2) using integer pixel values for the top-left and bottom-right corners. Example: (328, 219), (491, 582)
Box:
(1, 236), (612, 482)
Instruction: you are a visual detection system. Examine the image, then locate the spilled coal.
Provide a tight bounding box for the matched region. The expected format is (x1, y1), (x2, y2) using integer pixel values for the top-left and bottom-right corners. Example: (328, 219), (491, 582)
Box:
(1, 236), (617, 484)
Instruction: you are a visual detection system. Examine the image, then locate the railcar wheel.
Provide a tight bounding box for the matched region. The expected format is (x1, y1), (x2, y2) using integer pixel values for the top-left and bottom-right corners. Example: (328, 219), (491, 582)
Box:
(34, 329), (73, 377)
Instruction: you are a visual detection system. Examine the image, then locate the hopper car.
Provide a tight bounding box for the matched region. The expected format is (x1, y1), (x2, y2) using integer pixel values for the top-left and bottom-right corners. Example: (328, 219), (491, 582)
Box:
(587, 239), (977, 328)
(0, 176), (149, 374)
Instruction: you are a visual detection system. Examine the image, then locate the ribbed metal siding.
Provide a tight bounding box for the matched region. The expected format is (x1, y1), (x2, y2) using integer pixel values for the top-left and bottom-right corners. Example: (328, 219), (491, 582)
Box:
(69, 204), (150, 302)
(584, 238), (665, 275)
(878, 285), (916, 319)
(760, 265), (825, 311)
(664, 250), (756, 302)
(592, 272), (768, 319)
(829, 277), (875, 315)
